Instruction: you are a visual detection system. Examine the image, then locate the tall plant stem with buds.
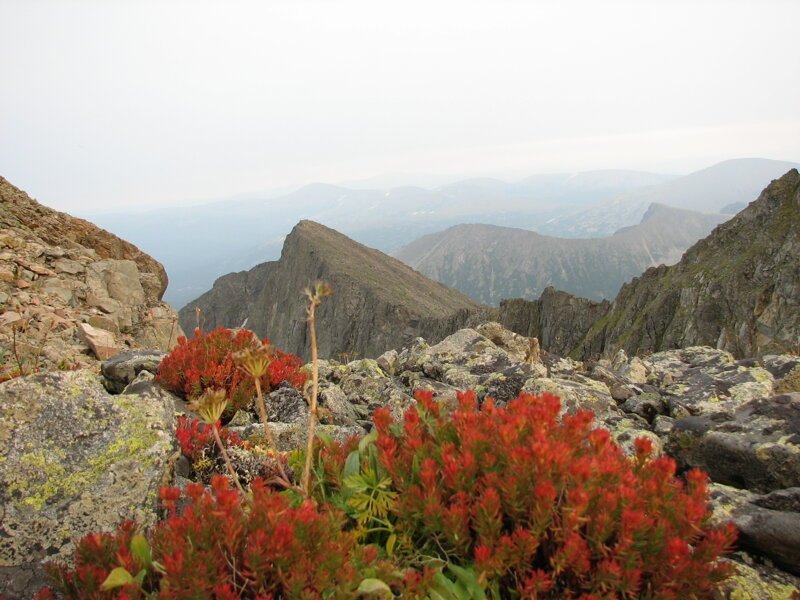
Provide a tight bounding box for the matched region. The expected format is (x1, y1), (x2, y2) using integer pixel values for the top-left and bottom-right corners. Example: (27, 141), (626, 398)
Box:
(301, 282), (331, 498)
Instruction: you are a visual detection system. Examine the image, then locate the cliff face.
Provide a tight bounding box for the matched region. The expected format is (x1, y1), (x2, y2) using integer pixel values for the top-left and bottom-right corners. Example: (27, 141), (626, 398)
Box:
(179, 221), (492, 359)
(393, 203), (728, 304)
(0, 177), (182, 374)
(580, 169), (800, 358)
(499, 287), (610, 356)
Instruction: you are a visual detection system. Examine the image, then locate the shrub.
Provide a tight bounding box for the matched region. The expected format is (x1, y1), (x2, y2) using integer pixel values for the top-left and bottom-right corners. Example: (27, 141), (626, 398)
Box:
(364, 390), (736, 598)
(44, 521), (152, 599)
(155, 327), (307, 413)
(46, 476), (408, 599)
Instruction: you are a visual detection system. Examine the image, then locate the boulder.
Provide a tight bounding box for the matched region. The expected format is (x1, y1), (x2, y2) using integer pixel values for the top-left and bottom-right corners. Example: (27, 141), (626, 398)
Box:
(0, 370), (175, 599)
(77, 322), (121, 360)
(667, 393), (800, 493)
(101, 349), (166, 393)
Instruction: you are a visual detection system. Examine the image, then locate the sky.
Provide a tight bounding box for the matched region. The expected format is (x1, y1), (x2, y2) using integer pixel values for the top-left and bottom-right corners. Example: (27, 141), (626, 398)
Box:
(1, 0), (799, 213)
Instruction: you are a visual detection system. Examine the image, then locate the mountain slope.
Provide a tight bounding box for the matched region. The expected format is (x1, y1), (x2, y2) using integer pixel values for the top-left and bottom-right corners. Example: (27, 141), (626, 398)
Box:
(178, 221), (490, 358)
(579, 169), (800, 357)
(0, 176), (181, 373)
(394, 203), (729, 304)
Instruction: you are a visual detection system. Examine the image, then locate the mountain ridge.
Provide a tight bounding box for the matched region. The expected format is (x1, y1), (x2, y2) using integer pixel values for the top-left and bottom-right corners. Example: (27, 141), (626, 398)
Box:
(179, 220), (490, 359)
(394, 202), (729, 304)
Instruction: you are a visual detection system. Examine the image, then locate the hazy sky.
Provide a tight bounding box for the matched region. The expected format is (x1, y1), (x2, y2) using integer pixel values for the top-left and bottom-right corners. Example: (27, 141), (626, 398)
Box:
(2, 0), (799, 212)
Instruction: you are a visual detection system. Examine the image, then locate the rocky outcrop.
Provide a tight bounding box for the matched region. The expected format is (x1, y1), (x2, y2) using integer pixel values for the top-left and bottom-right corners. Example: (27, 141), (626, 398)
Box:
(0, 177), (183, 375)
(0, 370), (177, 598)
(179, 220), (493, 359)
(580, 169), (800, 358)
(499, 287), (610, 356)
(393, 203), (729, 304)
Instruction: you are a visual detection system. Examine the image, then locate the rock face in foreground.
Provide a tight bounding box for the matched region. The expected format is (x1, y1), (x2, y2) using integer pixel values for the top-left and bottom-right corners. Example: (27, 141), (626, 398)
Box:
(0, 177), (183, 374)
(180, 220), (492, 359)
(0, 370), (177, 599)
(580, 169), (800, 358)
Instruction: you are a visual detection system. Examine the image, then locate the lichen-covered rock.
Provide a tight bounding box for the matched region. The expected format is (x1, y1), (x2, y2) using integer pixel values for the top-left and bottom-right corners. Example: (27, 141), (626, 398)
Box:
(667, 393), (800, 493)
(264, 422), (365, 453)
(266, 384), (309, 425)
(646, 347), (775, 419)
(101, 349), (166, 393)
(522, 375), (616, 418)
(475, 321), (538, 364)
(376, 349), (400, 376)
(0, 370), (175, 599)
(718, 554), (800, 600)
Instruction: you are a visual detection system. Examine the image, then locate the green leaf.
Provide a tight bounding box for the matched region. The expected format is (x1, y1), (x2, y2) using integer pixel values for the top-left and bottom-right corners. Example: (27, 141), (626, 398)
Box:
(344, 449), (361, 478)
(356, 577), (393, 597)
(386, 533), (397, 557)
(358, 429), (378, 454)
(100, 567), (135, 591)
(134, 568), (147, 586)
(130, 533), (152, 568)
(447, 564), (486, 599)
(316, 430), (333, 447)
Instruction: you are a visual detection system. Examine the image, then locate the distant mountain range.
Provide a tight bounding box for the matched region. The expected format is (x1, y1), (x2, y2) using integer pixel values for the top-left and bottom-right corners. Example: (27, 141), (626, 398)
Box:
(181, 168), (800, 361)
(82, 158), (798, 308)
(538, 158), (800, 237)
(393, 202), (729, 304)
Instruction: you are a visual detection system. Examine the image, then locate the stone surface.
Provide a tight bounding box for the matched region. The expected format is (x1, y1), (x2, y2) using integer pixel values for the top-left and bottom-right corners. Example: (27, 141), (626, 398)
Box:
(100, 349), (167, 394)
(77, 322), (121, 360)
(0, 370), (175, 599)
(668, 393), (800, 493)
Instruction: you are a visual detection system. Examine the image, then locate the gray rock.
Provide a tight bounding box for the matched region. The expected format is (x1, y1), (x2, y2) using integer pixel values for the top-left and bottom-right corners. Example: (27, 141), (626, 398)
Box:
(266, 385), (308, 424)
(620, 356), (648, 384)
(709, 484), (800, 576)
(376, 349), (400, 376)
(319, 383), (359, 426)
(0, 370), (175, 599)
(667, 393), (800, 493)
(522, 375), (616, 418)
(101, 349), (166, 393)
(621, 393), (665, 423)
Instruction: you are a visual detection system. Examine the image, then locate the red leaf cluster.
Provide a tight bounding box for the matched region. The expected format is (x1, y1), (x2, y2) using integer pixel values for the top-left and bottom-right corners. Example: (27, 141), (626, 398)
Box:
(175, 416), (241, 462)
(46, 477), (404, 599)
(372, 390), (736, 598)
(155, 327), (307, 412)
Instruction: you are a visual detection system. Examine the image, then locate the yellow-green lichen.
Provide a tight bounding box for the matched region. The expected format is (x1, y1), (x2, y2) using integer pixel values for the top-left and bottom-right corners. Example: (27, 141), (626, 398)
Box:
(10, 393), (163, 511)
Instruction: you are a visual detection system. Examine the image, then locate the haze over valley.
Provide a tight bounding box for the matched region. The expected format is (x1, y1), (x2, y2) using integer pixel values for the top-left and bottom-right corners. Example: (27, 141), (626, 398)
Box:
(84, 158), (798, 309)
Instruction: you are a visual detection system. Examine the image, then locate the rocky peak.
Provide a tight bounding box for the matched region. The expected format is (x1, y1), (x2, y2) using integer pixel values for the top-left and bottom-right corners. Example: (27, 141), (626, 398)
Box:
(0, 177), (183, 375)
(179, 220), (492, 359)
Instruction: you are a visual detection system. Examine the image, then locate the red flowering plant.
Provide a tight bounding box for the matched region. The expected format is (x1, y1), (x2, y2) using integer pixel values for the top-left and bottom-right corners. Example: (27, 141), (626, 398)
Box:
(44, 475), (419, 599)
(155, 327), (307, 414)
(358, 389), (736, 599)
(175, 415), (242, 463)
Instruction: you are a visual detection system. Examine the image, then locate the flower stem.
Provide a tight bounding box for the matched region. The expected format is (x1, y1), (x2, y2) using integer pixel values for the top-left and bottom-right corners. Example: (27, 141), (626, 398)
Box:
(301, 300), (320, 498)
(212, 423), (245, 495)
